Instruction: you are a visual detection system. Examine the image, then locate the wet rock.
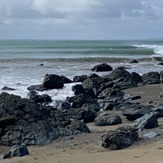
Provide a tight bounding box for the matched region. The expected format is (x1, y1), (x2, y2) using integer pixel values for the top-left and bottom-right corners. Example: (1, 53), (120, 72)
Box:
(72, 84), (85, 95)
(3, 144), (29, 159)
(42, 74), (64, 90)
(134, 112), (158, 131)
(142, 71), (160, 85)
(91, 63), (113, 72)
(101, 126), (139, 150)
(53, 100), (71, 111)
(27, 84), (45, 92)
(94, 113), (122, 126)
(130, 72), (142, 84)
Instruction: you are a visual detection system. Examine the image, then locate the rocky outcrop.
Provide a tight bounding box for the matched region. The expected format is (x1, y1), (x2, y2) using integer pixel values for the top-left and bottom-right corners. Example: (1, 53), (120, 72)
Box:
(101, 126), (139, 150)
(0, 92), (90, 146)
(73, 75), (88, 82)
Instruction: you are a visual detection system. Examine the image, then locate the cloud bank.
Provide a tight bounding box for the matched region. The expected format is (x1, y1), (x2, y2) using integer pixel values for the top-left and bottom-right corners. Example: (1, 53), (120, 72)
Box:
(0, 0), (163, 39)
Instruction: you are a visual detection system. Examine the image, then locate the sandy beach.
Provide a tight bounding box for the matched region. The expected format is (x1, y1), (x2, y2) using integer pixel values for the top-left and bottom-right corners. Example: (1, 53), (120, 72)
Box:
(0, 84), (163, 163)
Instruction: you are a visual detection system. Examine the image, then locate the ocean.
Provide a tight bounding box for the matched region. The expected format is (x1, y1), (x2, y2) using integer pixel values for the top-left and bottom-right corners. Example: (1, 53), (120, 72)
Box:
(0, 39), (163, 102)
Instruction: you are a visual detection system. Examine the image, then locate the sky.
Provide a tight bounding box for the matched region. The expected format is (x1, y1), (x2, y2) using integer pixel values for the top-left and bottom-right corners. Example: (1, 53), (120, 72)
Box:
(0, 0), (163, 40)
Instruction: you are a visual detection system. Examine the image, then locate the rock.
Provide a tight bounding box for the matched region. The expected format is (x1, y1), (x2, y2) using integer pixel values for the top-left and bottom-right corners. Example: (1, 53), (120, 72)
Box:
(81, 100), (100, 112)
(39, 63), (44, 66)
(142, 71), (160, 85)
(27, 84), (45, 92)
(134, 112), (158, 131)
(73, 75), (88, 82)
(122, 104), (152, 121)
(101, 126), (139, 150)
(42, 74), (64, 90)
(157, 62), (163, 66)
(130, 72), (142, 84)
(28, 91), (52, 103)
(53, 100), (71, 111)
(82, 76), (106, 95)
(143, 131), (158, 139)
(72, 84), (85, 95)
(151, 105), (163, 117)
(82, 109), (97, 123)
(94, 113), (122, 126)
(3, 144), (29, 159)
(60, 75), (73, 84)
(2, 86), (15, 91)
(129, 59), (138, 63)
(101, 103), (114, 111)
(98, 88), (124, 100)
(160, 71), (163, 83)
(91, 63), (113, 72)
(68, 94), (85, 108)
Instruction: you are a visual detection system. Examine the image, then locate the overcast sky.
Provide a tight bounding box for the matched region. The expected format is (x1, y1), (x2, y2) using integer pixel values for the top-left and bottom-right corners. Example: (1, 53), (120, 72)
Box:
(0, 0), (163, 40)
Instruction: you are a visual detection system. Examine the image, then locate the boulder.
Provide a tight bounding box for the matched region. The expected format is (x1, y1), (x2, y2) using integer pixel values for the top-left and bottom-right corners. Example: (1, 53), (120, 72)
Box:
(27, 84), (45, 91)
(3, 144), (29, 159)
(91, 63), (113, 72)
(53, 100), (71, 111)
(101, 126), (139, 150)
(134, 112), (158, 131)
(94, 113), (122, 126)
(130, 72), (142, 84)
(42, 74), (64, 89)
(142, 71), (160, 85)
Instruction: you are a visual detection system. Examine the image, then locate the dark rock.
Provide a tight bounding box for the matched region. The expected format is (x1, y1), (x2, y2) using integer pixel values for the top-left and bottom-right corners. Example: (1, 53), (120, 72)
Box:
(157, 62), (163, 66)
(42, 74), (64, 89)
(82, 109), (97, 123)
(94, 113), (122, 126)
(73, 75), (88, 82)
(151, 105), (163, 117)
(2, 86), (15, 91)
(91, 63), (113, 72)
(101, 126), (139, 150)
(27, 84), (45, 92)
(81, 100), (100, 112)
(28, 91), (52, 103)
(134, 112), (158, 131)
(60, 75), (73, 84)
(39, 63), (44, 66)
(98, 88), (124, 100)
(101, 103), (114, 111)
(160, 71), (163, 83)
(122, 105), (152, 121)
(53, 100), (71, 111)
(129, 59), (138, 63)
(3, 144), (29, 159)
(142, 71), (160, 85)
(68, 94), (85, 108)
(72, 84), (85, 95)
(131, 72), (142, 84)
(82, 76), (106, 95)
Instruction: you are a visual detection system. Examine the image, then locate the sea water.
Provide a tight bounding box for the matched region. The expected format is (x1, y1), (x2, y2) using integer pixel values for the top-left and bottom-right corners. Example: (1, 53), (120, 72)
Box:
(0, 39), (163, 101)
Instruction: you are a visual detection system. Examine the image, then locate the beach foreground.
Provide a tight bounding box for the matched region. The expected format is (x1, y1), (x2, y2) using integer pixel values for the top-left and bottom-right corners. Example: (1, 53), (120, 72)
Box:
(1, 84), (163, 163)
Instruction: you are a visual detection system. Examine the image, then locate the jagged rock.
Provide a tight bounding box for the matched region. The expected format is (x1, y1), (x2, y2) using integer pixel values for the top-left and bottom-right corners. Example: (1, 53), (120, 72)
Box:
(142, 71), (160, 85)
(3, 144), (29, 159)
(73, 75), (88, 82)
(42, 74), (64, 89)
(101, 126), (139, 150)
(94, 113), (122, 126)
(134, 112), (158, 131)
(91, 63), (113, 72)
(151, 105), (163, 117)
